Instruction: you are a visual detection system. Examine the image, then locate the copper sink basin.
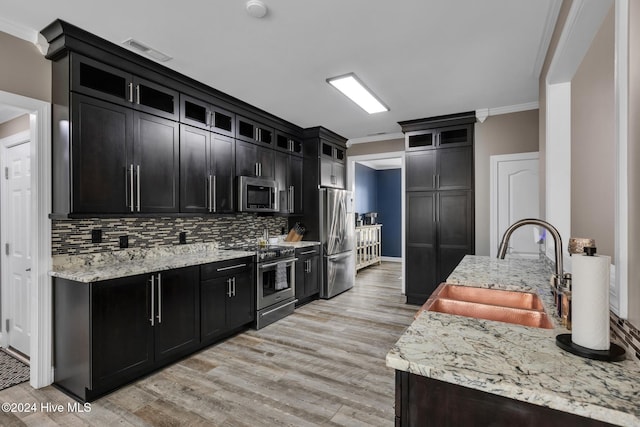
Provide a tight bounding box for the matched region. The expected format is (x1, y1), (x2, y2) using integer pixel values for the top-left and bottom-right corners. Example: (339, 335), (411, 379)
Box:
(416, 283), (554, 329)
(435, 284), (544, 310)
(425, 298), (554, 329)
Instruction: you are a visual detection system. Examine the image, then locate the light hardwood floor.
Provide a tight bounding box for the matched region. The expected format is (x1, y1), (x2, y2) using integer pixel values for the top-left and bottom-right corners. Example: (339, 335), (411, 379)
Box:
(0, 262), (417, 426)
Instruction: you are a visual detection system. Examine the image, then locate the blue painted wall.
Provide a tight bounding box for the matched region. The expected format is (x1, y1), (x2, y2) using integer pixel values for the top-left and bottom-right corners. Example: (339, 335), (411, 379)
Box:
(354, 163), (402, 258)
(376, 169), (402, 257)
(355, 163), (377, 213)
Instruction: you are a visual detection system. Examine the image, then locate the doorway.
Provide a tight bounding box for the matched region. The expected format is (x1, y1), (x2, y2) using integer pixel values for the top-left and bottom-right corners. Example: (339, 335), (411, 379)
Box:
(0, 90), (52, 388)
(347, 152), (405, 292)
(1, 126), (32, 359)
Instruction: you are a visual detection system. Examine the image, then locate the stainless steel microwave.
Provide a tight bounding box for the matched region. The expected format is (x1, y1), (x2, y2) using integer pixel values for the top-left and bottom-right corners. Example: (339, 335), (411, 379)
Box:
(237, 176), (279, 213)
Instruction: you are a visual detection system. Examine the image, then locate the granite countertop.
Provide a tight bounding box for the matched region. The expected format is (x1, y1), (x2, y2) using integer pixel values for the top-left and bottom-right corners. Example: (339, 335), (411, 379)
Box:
(277, 240), (321, 249)
(51, 243), (255, 283)
(386, 255), (640, 427)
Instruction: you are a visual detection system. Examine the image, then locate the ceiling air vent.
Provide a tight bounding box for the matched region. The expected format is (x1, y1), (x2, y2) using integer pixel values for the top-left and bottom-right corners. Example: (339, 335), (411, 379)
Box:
(122, 38), (172, 62)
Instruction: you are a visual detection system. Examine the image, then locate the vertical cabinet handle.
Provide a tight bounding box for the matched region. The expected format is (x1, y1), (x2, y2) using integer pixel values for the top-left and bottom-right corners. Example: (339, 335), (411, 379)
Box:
(208, 175), (213, 212)
(135, 84), (140, 104)
(136, 165), (141, 212)
(157, 273), (162, 324)
(226, 278), (233, 297)
(255, 128), (259, 141)
(212, 175), (217, 213)
(432, 175), (436, 189)
(149, 275), (155, 326)
(128, 82), (134, 103)
(129, 165), (135, 212)
(232, 277), (236, 297)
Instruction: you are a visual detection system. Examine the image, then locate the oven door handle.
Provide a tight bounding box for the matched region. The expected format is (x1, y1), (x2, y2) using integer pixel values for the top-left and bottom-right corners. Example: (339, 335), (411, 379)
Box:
(258, 258), (298, 269)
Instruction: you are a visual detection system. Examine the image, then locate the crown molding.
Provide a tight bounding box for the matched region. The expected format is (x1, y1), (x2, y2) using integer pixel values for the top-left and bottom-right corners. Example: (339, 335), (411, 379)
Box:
(476, 102), (539, 122)
(533, 1), (563, 78)
(347, 132), (404, 146)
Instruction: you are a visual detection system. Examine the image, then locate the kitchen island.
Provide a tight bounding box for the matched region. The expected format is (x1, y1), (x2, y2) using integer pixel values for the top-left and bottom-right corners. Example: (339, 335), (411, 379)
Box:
(386, 256), (640, 426)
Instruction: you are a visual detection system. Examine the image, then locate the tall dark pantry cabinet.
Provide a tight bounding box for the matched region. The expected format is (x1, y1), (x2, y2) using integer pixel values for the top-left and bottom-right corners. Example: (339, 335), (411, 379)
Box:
(400, 113), (475, 305)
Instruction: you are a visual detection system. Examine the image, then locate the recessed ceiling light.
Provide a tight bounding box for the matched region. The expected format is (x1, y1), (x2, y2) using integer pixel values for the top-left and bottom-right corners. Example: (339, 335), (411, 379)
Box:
(327, 73), (389, 114)
(122, 38), (172, 62)
(246, 0), (268, 18)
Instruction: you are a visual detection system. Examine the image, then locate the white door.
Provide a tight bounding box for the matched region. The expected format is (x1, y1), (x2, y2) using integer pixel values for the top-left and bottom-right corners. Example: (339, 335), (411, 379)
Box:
(2, 139), (31, 356)
(490, 152), (540, 258)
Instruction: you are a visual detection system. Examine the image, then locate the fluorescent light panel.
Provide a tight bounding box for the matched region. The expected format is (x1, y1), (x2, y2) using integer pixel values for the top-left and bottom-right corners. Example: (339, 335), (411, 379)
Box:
(327, 73), (388, 114)
(123, 38), (172, 62)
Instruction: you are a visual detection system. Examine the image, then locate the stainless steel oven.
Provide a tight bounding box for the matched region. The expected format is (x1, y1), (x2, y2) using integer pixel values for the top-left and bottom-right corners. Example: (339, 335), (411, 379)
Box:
(256, 255), (296, 329)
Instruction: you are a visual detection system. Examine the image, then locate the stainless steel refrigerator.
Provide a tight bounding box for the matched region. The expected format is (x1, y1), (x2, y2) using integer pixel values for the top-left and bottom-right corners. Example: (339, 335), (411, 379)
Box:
(319, 188), (355, 298)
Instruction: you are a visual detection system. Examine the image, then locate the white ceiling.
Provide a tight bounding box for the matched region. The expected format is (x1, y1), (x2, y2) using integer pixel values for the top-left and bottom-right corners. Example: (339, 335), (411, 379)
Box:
(0, 1), (559, 140)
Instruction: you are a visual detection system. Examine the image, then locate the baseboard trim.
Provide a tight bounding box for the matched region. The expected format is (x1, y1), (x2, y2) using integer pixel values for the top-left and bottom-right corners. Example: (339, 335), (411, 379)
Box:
(381, 256), (402, 263)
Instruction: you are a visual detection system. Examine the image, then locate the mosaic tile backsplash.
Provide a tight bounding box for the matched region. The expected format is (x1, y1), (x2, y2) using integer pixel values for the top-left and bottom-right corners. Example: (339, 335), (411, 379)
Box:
(52, 214), (289, 256)
(611, 312), (640, 363)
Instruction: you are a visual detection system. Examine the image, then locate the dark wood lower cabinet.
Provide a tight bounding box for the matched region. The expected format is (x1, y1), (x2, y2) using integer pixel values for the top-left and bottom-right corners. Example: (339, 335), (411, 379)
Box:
(295, 245), (320, 305)
(395, 371), (616, 427)
(54, 258), (254, 402)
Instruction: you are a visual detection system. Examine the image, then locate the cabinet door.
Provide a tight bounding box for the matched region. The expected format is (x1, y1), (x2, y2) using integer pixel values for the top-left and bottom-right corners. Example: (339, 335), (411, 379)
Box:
(226, 268), (255, 330)
(236, 116), (274, 146)
(154, 266), (200, 363)
(71, 54), (132, 107)
(71, 94), (133, 214)
(256, 145), (275, 179)
(180, 95), (210, 130)
(92, 275), (154, 389)
(437, 147), (473, 190)
(437, 124), (473, 148)
(406, 192), (438, 304)
(200, 276), (228, 343)
(406, 151), (436, 191)
(211, 106), (235, 137)
(319, 157), (334, 187)
(132, 77), (179, 120)
(437, 191), (474, 283)
(332, 161), (345, 189)
(180, 125), (209, 213)
(289, 155), (303, 213)
(211, 133), (235, 213)
(305, 255), (320, 297)
(235, 140), (258, 177)
(406, 130), (436, 151)
(134, 112), (179, 212)
(274, 151), (289, 213)
(295, 257), (306, 301)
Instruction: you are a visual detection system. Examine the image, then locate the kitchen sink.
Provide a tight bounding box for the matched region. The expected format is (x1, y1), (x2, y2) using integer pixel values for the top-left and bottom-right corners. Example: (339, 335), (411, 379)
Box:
(434, 284), (544, 310)
(416, 283), (554, 329)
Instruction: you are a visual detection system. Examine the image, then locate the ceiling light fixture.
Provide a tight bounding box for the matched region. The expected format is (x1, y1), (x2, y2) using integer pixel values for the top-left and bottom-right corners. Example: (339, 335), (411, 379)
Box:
(246, 0), (268, 18)
(326, 73), (389, 114)
(122, 38), (172, 62)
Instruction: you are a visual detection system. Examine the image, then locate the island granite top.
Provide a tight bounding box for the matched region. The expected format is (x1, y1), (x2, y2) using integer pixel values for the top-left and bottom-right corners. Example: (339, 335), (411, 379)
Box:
(386, 255), (640, 427)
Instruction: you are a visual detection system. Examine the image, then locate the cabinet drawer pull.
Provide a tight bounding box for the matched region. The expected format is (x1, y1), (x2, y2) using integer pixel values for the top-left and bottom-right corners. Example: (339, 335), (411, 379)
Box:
(260, 299), (297, 317)
(216, 263), (247, 272)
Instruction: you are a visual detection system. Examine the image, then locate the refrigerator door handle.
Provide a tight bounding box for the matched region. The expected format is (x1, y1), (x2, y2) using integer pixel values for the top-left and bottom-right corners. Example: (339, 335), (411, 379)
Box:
(327, 251), (353, 261)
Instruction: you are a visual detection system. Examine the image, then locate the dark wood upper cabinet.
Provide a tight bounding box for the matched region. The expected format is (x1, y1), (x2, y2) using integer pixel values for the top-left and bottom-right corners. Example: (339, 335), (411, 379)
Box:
(180, 94), (235, 137)
(405, 124), (473, 151)
(235, 140), (275, 179)
(275, 130), (303, 156)
(274, 152), (303, 214)
(406, 146), (472, 192)
(72, 53), (178, 121)
(236, 116), (274, 146)
(180, 125), (235, 214)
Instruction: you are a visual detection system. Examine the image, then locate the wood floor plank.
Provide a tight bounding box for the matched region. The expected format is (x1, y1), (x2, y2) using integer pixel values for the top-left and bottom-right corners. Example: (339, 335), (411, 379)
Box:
(0, 262), (414, 426)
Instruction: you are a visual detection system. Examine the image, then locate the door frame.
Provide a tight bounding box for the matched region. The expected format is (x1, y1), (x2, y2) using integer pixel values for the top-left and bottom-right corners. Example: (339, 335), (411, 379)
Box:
(1, 130), (31, 354)
(346, 151), (405, 292)
(0, 90), (52, 388)
(489, 151), (539, 258)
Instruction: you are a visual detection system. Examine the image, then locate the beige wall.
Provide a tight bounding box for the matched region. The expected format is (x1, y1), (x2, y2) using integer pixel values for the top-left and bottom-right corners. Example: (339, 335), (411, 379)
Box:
(570, 7), (615, 258)
(539, 0), (574, 218)
(474, 110), (540, 256)
(628, 0), (640, 326)
(0, 114), (29, 139)
(347, 138), (404, 156)
(0, 31), (51, 102)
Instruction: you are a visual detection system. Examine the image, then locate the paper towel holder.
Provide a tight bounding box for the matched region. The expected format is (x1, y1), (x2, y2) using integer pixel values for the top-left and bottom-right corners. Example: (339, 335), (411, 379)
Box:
(555, 334), (625, 362)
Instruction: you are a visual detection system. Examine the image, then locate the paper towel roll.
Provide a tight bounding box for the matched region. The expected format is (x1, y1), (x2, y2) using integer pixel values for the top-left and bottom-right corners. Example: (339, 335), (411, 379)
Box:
(571, 252), (610, 350)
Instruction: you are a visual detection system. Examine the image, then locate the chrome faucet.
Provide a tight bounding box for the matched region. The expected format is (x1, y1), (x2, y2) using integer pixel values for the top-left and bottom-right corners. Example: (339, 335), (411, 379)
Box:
(497, 219), (570, 314)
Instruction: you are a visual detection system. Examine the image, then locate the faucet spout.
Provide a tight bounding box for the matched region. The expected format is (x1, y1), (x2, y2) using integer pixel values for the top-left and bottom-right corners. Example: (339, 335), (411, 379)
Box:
(497, 218), (564, 285)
